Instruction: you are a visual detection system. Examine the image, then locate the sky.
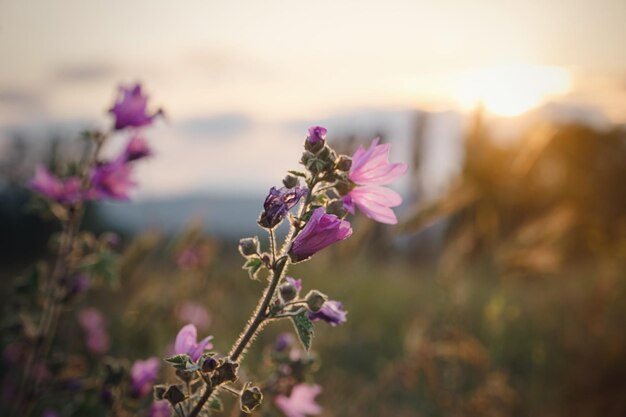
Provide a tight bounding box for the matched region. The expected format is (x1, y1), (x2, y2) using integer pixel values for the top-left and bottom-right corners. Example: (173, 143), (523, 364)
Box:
(1, 0), (624, 198)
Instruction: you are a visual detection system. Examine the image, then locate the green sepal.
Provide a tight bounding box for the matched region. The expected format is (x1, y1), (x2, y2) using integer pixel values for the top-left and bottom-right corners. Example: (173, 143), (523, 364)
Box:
(243, 257), (264, 280)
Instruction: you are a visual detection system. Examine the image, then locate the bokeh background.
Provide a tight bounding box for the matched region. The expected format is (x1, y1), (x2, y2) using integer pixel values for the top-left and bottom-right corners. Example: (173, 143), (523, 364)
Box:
(1, 1), (626, 416)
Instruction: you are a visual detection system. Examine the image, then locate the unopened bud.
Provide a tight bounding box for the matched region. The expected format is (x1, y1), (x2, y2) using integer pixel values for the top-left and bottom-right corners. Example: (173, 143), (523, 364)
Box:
(326, 200), (348, 218)
(282, 174), (299, 189)
(239, 237), (259, 257)
(202, 356), (219, 373)
(305, 290), (328, 312)
(240, 385), (263, 413)
(334, 180), (353, 196)
(335, 155), (352, 172)
(153, 385), (167, 400)
(279, 282), (298, 302)
(212, 359), (239, 384)
(164, 385), (186, 405)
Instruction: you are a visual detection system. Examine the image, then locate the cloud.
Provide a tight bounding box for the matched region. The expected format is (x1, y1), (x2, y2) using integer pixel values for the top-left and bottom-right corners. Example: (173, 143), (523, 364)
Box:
(52, 62), (117, 84)
(176, 113), (254, 139)
(0, 88), (43, 110)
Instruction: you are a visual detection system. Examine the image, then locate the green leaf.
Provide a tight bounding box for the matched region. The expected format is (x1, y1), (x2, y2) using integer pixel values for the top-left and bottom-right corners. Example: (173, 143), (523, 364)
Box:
(243, 257), (263, 280)
(165, 354), (193, 370)
(291, 310), (314, 351)
(80, 250), (119, 286)
(288, 170), (307, 178)
(208, 397), (223, 412)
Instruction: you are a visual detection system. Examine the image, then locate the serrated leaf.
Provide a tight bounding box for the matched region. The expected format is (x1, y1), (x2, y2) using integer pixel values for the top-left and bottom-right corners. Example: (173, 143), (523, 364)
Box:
(165, 354), (192, 370)
(243, 257), (263, 279)
(291, 310), (314, 351)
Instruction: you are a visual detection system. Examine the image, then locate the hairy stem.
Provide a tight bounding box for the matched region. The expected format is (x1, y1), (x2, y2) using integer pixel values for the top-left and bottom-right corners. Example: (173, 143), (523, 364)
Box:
(187, 385), (214, 417)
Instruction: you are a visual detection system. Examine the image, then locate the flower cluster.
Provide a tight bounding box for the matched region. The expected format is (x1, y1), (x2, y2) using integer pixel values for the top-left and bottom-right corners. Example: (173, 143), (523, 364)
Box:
(29, 83), (161, 206)
(155, 125), (406, 417)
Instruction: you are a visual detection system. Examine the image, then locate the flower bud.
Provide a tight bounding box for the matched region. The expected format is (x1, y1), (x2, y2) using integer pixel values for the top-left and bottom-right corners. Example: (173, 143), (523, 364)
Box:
(335, 155), (352, 172)
(305, 126), (326, 153)
(202, 356), (218, 373)
(212, 359), (239, 384)
(164, 385), (186, 405)
(279, 282), (298, 302)
(153, 385), (167, 400)
(334, 180), (353, 196)
(240, 385), (263, 413)
(326, 200), (348, 218)
(305, 290), (328, 312)
(282, 174), (299, 189)
(239, 237), (259, 257)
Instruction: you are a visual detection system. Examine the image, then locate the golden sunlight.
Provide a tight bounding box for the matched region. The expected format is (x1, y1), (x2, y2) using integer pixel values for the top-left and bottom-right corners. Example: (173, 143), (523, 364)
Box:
(454, 64), (572, 117)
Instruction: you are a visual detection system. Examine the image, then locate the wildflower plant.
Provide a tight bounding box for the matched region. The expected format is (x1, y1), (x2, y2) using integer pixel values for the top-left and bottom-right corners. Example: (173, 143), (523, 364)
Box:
(4, 83), (162, 417)
(156, 125), (407, 416)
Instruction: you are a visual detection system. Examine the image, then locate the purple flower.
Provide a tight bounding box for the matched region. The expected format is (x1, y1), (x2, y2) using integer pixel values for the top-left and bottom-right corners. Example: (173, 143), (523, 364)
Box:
(67, 274), (90, 297)
(176, 302), (211, 329)
(29, 165), (83, 204)
(273, 333), (294, 352)
(149, 400), (171, 417)
(122, 135), (152, 162)
(89, 159), (136, 201)
(174, 324), (213, 362)
(109, 83), (162, 130)
(289, 207), (352, 262)
(308, 300), (347, 326)
(275, 384), (322, 417)
(78, 308), (109, 354)
(306, 126), (327, 145)
(344, 137), (407, 224)
(285, 276), (302, 291)
(131, 357), (160, 397)
(259, 186), (307, 228)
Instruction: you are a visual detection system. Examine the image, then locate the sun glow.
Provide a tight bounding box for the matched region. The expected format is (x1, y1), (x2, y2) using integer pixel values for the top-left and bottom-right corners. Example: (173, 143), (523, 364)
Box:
(454, 64), (572, 117)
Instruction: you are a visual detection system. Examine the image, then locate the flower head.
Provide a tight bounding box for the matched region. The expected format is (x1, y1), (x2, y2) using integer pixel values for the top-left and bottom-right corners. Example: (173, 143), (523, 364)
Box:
(343, 137), (407, 224)
(131, 357), (160, 397)
(289, 207), (352, 262)
(89, 159), (136, 201)
(259, 186), (307, 229)
(176, 302), (211, 329)
(308, 300), (347, 326)
(29, 166), (83, 204)
(109, 83), (162, 130)
(78, 308), (109, 354)
(149, 400), (171, 417)
(275, 384), (322, 417)
(174, 324), (213, 362)
(122, 135), (152, 162)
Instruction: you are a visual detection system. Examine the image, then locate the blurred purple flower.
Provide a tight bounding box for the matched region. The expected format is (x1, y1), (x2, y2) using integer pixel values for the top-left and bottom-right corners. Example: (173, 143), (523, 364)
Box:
(174, 324), (213, 362)
(275, 384), (322, 417)
(131, 357), (160, 397)
(89, 159), (136, 201)
(289, 207), (352, 262)
(78, 308), (109, 354)
(122, 135), (152, 162)
(306, 126), (327, 145)
(176, 247), (202, 271)
(343, 137), (407, 224)
(149, 400), (171, 417)
(285, 276), (302, 291)
(109, 83), (162, 130)
(67, 274), (90, 297)
(42, 410), (59, 417)
(176, 302), (211, 329)
(308, 300), (347, 326)
(29, 165), (83, 204)
(259, 186), (307, 228)
(273, 333), (294, 352)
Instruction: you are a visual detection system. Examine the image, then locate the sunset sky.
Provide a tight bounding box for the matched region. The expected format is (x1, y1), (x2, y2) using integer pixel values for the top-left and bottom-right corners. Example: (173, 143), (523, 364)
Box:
(1, 0), (624, 198)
